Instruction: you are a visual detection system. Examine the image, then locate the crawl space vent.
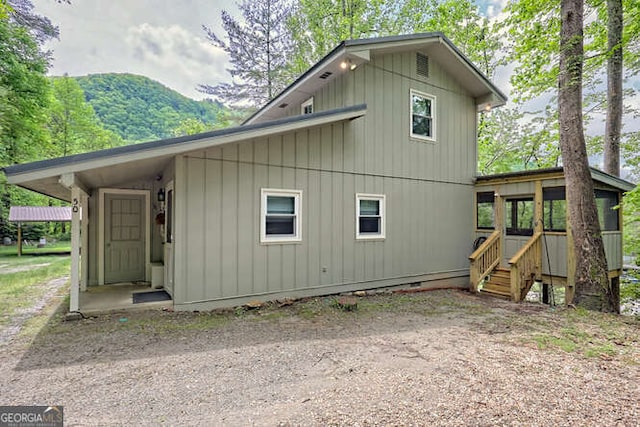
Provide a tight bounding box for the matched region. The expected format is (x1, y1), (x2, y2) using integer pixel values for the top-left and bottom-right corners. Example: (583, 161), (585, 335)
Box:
(416, 53), (429, 78)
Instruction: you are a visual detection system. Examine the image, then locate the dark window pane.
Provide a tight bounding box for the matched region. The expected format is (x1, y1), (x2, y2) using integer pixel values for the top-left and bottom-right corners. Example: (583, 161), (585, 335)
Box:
(267, 196), (295, 214)
(476, 192), (494, 229)
(266, 216), (294, 235)
(543, 199), (566, 231)
(595, 190), (619, 231)
(412, 115), (432, 137)
(506, 198), (534, 236)
(359, 217), (380, 233)
(360, 199), (379, 215)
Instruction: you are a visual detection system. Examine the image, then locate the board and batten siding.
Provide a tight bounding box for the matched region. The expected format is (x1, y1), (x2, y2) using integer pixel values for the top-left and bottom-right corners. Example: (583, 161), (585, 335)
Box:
(172, 120), (475, 309)
(284, 50), (478, 184)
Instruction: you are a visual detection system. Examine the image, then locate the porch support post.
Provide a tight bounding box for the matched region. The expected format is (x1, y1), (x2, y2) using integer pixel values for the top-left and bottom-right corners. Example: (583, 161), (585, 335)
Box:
(534, 180), (543, 279)
(70, 186), (81, 313)
(80, 192), (89, 291)
(494, 186), (504, 267)
(17, 222), (22, 257)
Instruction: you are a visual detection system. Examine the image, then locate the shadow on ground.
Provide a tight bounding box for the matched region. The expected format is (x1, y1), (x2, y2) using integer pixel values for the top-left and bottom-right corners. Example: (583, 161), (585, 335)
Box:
(14, 290), (516, 371)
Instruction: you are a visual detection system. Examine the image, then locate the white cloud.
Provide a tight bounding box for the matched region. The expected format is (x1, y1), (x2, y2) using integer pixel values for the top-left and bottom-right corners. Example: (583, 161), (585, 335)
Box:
(125, 23), (229, 99)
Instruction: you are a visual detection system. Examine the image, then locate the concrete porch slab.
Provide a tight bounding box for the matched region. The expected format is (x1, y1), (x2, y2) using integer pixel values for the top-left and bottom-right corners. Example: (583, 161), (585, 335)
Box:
(79, 283), (173, 314)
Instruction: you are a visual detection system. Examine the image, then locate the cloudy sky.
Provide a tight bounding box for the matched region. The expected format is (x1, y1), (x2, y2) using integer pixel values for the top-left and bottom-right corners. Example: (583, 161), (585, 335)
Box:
(34, 0), (239, 99)
(34, 1), (508, 101)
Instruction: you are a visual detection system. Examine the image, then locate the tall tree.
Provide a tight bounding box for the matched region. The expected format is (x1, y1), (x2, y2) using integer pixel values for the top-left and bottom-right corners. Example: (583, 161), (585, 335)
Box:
(603, 0), (623, 176)
(0, 10), (51, 238)
(47, 75), (124, 156)
(199, 0), (294, 109)
(288, 0), (389, 71)
(558, 0), (617, 312)
(498, 0), (638, 185)
(6, 0), (58, 43)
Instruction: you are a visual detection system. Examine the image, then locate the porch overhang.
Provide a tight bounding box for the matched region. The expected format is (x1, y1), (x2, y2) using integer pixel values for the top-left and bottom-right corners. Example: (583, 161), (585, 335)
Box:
(3, 104), (367, 200)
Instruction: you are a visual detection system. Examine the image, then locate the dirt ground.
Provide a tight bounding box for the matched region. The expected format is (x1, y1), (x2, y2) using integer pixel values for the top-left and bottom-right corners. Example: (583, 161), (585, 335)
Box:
(1, 288), (639, 426)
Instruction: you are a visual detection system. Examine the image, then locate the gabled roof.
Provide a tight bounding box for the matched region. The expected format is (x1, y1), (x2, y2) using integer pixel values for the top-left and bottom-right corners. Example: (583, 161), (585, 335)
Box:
(475, 167), (636, 192)
(245, 32), (508, 125)
(4, 104), (367, 201)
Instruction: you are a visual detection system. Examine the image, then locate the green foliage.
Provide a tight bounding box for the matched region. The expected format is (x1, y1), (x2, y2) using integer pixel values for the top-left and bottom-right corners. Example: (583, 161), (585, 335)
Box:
(75, 73), (224, 142)
(48, 75), (125, 155)
(288, 0), (390, 70)
(0, 12), (52, 239)
(392, 0), (501, 77)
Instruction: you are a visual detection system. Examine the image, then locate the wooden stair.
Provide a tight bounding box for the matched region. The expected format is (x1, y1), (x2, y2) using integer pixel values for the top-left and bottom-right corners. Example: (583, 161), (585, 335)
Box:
(481, 267), (511, 299)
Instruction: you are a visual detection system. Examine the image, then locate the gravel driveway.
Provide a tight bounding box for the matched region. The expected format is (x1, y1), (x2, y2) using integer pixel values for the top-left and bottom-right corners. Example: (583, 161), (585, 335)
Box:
(1, 290), (638, 426)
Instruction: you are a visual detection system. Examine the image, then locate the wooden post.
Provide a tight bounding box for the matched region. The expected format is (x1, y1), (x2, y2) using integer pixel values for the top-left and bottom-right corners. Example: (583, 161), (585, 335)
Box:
(494, 187), (504, 266)
(80, 193), (89, 292)
(17, 222), (22, 257)
(70, 186), (81, 313)
(534, 181), (543, 279)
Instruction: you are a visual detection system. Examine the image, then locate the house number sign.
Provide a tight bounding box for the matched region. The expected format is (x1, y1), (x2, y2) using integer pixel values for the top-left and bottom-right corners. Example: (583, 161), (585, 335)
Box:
(72, 198), (79, 213)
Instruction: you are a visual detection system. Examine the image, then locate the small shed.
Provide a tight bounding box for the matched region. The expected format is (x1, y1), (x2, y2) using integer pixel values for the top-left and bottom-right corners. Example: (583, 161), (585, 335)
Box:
(8, 206), (71, 256)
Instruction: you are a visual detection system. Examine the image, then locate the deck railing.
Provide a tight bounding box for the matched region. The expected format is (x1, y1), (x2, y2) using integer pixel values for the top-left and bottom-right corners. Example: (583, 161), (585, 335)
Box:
(508, 232), (542, 301)
(469, 230), (501, 292)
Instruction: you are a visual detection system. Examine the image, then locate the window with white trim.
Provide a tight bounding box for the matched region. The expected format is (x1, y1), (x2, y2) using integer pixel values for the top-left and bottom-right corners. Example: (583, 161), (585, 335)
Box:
(410, 89), (435, 141)
(301, 97), (314, 115)
(356, 193), (385, 239)
(261, 189), (302, 243)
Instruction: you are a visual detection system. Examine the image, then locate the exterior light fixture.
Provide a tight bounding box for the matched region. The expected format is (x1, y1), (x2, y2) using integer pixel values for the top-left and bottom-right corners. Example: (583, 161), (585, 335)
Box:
(157, 188), (165, 202)
(340, 59), (357, 71)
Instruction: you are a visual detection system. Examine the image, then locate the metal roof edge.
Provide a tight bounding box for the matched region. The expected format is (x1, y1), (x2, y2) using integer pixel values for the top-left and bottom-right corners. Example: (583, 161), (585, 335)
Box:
(245, 32), (507, 125)
(475, 166), (636, 192)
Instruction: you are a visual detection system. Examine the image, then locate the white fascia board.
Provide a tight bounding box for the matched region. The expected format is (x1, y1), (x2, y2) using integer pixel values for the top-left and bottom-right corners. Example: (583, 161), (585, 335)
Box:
(245, 46), (348, 125)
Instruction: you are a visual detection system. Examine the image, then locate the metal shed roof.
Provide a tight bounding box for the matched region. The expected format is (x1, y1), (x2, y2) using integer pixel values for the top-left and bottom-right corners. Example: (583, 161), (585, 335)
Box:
(9, 206), (72, 222)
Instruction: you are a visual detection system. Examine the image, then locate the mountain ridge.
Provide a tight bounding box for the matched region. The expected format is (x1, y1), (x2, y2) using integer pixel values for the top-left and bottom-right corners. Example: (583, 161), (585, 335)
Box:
(71, 73), (224, 142)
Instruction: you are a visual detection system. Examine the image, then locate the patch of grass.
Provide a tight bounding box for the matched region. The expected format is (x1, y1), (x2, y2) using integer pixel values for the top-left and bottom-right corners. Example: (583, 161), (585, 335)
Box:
(534, 334), (578, 353)
(0, 241), (71, 257)
(0, 254), (70, 327)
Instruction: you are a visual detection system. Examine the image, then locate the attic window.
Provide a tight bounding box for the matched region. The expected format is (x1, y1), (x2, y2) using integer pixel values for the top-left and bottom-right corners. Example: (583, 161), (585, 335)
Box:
(301, 97), (314, 115)
(319, 71), (333, 79)
(416, 53), (429, 78)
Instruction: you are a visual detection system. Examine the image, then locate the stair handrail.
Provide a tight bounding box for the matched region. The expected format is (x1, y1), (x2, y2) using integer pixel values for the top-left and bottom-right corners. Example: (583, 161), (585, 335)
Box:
(508, 231), (543, 301)
(469, 230), (501, 293)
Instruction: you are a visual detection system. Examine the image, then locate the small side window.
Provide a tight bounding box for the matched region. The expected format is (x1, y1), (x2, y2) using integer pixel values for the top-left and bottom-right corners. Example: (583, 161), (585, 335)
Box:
(595, 189), (619, 231)
(476, 192), (495, 229)
(543, 187), (566, 232)
(356, 193), (385, 240)
(410, 89), (436, 141)
(260, 189), (302, 243)
(301, 97), (314, 115)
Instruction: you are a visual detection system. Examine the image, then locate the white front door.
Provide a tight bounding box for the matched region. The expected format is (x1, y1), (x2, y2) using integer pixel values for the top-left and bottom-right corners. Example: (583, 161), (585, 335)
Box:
(163, 181), (175, 296)
(104, 193), (146, 283)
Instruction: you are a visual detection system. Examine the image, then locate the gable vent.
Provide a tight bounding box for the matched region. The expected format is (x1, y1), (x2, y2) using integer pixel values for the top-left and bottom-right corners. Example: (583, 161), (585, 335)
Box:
(319, 71), (333, 79)
(278, 103), (289, 108)
(416, 53), (429, 78)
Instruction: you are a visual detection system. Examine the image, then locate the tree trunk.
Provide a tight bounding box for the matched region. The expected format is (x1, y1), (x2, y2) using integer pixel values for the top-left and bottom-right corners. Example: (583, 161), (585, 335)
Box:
(604, 0), (623, 177)
(558, 0), (618, 312)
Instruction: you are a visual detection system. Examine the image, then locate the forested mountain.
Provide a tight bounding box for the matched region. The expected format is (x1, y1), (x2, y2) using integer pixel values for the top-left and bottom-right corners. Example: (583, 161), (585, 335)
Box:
(74, 73), (224, 142)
